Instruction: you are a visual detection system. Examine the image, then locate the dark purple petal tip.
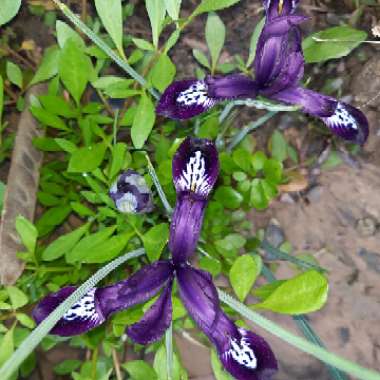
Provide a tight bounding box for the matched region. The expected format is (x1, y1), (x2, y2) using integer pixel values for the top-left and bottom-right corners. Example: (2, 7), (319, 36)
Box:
(264, 0), (300, 19)
(172, 137), (219, 199)
(109, 169), (154, 214)
(322, 102), (369, 145)
(156, 79), (217, 120)
(32, 287), (105, 337)
(220, 328), (278, 380)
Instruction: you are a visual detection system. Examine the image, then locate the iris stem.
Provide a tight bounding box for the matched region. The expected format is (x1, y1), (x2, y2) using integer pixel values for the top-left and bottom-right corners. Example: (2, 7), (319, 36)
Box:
(226, 111), (277, 152)
(261, 265), (348, 380)
(50, 0), (159, 100)
(0, 248), (145, 380)
(261, 239), (327, 273)
(165, 323), (174, 380)
(145, 153), (173, 215)
(218, 289), (380, 380)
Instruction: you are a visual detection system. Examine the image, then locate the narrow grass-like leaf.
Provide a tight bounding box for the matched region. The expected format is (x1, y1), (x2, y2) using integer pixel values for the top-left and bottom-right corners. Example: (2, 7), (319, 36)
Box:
(218, 289), (380, 380)
(165, 323), (173, 380)
(0, 248), (145, 380)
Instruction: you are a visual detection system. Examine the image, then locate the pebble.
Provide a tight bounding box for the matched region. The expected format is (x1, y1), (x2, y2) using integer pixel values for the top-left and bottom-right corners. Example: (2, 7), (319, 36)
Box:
(358, 249), (380, 274)
(356, 217), (378, 237)
(265, 221), (285, 248)
(306, 185), (324, 203)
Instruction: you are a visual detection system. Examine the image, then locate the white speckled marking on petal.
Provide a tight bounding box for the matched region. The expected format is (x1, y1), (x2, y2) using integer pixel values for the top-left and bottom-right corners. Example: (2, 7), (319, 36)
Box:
(224, 329), (258, 370)
(63, 289), (101, 323)
(176, 81), (215, 109)
(177, 150), (212, 197)
(325, 102), (358, 130)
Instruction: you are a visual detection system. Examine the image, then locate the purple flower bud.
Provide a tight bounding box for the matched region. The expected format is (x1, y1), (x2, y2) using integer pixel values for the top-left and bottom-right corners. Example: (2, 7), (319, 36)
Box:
(109, 170), (154, 214)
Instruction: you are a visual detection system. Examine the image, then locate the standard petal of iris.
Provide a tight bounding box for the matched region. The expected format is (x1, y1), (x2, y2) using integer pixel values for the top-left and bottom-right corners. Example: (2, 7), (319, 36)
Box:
(172, 137), (219, 199)
(169, 196), (206, 264)
(97, 261), (174, 316)
(270, 86), (369, 144)
(127, 282), (173, 345)
(156, 79), (217, 120)
(32, 287), (105, 336)
(109, 170), (154, 214)
(264, 0), (300, 19)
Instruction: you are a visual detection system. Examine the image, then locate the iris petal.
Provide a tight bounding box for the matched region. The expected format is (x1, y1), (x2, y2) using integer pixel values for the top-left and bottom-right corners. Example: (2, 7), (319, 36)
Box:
(156, 79), (217, 120)
(264, 0), (300, 20)
(32, 287), (105, 336)
(172, 137), (219, 199)
(127, 282), (173, 345)
(270, 86), (369, 144)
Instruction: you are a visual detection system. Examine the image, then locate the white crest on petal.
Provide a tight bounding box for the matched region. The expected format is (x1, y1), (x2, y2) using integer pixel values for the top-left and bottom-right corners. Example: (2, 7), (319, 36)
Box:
(224, 330), (257, 370)
(177, 81), (215, 109)
(177, 150), (212, 197)
(116, 192), (138, 213)
(325, 102), (358, 130)
(63, 289), (100, 322)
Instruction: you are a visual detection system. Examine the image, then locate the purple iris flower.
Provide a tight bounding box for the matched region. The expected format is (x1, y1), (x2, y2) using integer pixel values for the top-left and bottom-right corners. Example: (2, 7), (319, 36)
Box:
(156, 0), (368, 145)
(109, 169), (154, 214)
(33, 137), (278, 380)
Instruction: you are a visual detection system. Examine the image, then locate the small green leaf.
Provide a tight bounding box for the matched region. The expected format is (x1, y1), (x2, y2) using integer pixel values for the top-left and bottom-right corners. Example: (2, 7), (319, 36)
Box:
(205, 12), (226, 70)
(122, 360), (157, 380)
(42, 223), (91, 261)
(0, 328), (14, 367)
(39, 95), (77, 118)
(36, 205), (71, 237)
(68, 143), (107, 172)
(0, 0), (21, 26)
(30, 46), (60, 85)
(263, 158), (283, 184)
(30, 106), (69, 131)
(230, 254), (258, 301)
(199, 256), (221, 276)
(255, 270), (329, 314)
(6, 61), (23, 89)
(214, 186), (243, 209)
(193, 0), (240, 16)
(251, 151), (267, 171)
(145, 0), (166, 48)
(66, 226), (115, 263)
(302, 25), (367, 63)
(247, 18), (265, 67)
(59, 38), (93, 105)
(95, 0), (124, 54)
(153, 345), (185, 380)
(15, 215), (38, 253)
(6, 286), (28, 309)
(132, 38), (155, 51)
(109, 142), (127, 179)
(15, 313), (36, 329)
(253, 281), (286, 300)
(269, 130), (288, 163)
(56, 21), (84, 49)
(143, 223), (169, 262)
(131, 94), (155, 149)
(164, 0), (181, 20)
(54, 360), (81, 375)
(192, 49), (210, 69)
(250, 178), (268, 210)
(150, 54), (176, 92)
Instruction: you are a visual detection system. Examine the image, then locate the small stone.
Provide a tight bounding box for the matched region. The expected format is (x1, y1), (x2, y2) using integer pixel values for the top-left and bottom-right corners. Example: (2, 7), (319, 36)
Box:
(280, 193), (295, 204)
(265, 221), (285, 248)
(338, 327), (350, 345)
(306, 185), (323, 203)
(358, 249), (380, 274)
(356, 217), (377, 237)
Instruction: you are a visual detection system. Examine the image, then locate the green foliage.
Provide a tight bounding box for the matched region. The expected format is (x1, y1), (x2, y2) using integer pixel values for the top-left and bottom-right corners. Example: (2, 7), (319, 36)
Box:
(0, 0), (21, 26)
(254, 271), (329, 314)
(206, 12), (226, 71)
(143, 223), (170, 262)
(122, 360), (158, 380)
(193, 0), (241, 16)
(303, 25), (367, 63)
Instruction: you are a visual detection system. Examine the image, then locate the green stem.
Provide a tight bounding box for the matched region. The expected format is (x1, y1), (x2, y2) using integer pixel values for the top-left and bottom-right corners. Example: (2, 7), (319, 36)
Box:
(261, 239), (327, 273)
(261, 265), (348, 380)
(0, 248), (145, 380)
(51, 0), (159, 100)
(165, 323), (173, 380)
(145, 153), (173, 215)
(226, 111), (277, 152)
(218, 289), (380, 380)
